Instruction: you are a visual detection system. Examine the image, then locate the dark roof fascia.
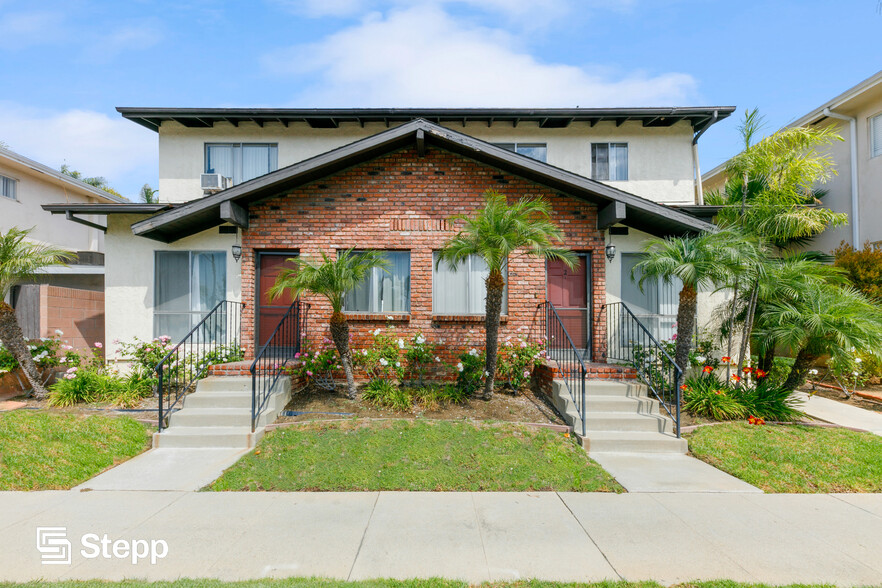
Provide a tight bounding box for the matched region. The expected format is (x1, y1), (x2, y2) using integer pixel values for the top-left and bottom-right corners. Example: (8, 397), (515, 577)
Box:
(131, 119), (714, 243)
(117, 106), (736, 133)
(42, 203), (172, 214)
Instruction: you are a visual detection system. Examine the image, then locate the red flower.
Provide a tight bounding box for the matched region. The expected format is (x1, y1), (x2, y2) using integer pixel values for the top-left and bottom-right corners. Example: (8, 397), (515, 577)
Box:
(748, 415), (756, 425)
(702, 365), (714, 373)
(680, 384), (688, 391)
(730, 374), (741, 382)
(721, 356), (731, 364)
(742, 366), (753, 373)
(755, 369), (768, 378)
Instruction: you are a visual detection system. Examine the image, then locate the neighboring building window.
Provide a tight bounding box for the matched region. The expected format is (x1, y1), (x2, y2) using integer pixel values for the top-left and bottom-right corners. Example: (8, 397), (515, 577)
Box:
(872, 113), (882, 158)
(154, 251), (226, 341)
(591, 143), (628, 181)
(204, 143), (278, 185)
(432, 252), (507, 315)
(621, 253), (681, 341)
(493, 143), (547, 163)
(0, 175), (17, 200)
(344, 251), (411, 313)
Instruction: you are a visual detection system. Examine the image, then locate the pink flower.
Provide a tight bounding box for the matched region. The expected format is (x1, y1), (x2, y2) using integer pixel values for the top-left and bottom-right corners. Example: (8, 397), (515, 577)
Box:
(306, 370), (313, 377)
(94, 342), (103, 349)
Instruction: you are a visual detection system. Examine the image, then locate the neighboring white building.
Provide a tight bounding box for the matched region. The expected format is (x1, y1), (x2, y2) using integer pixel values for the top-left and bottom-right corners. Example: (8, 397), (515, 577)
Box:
(45, 107), (733, 360)
(704, 70), (882, 254)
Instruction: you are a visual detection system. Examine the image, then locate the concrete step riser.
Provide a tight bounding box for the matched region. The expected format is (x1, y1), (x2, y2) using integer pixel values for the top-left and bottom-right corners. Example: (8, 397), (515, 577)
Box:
(585, 397), (659, 413)
(586, 417), (672, 434)
(195, 377), (254, 393)
(169, 412), (252, 427)
(154, 432), (254, 449)
(184, 394), (252, 409)
(584, 437), (688, 453)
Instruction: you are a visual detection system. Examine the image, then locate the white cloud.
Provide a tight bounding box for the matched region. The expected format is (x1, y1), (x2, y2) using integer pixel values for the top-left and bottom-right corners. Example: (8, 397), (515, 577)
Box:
(0, 10), (66, 48)
(262, 6), (696, 107)
(0, 103), (157, 199)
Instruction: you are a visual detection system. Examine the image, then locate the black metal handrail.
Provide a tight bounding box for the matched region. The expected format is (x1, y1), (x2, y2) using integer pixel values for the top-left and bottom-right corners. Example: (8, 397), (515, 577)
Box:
(155, 300), (244, 431)
(541, 301), (588, 437)
(604, 301), (682, 437)
(250, 300), (309, 432)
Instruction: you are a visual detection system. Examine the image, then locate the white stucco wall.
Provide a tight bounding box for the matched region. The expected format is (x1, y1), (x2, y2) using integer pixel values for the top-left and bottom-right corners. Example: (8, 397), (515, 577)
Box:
(0, 160), (105, 252)
(104, 215), (242, 363)
(157, 119), (697, 205)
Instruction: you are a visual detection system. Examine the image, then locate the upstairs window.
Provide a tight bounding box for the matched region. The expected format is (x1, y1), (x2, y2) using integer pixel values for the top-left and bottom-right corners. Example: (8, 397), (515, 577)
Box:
(343, 251), (411, 314)
(872, 113), (882, 159)
(0, 174), (17, 200)
(205, 143), (278, 185)
(591, 143), (628, 181)
(493, 143), (547, 163)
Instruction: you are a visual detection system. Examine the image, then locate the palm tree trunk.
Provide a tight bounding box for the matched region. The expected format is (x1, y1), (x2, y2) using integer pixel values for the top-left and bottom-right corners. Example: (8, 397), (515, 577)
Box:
(736, 286), (759, 376)
(783, 347), (815, 392)
(725, 281), (739, 381)
(674, 284), (698, 374)
(329, 311), (357, 399)
(482, 269), (506, 400)
(0, 302), (47, 398)
(758, 345), (775, 374)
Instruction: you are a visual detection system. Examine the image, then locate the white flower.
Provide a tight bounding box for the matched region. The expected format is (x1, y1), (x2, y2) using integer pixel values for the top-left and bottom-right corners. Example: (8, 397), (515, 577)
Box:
(809, 369), (819, 375)
(456, 362), (464, 372)
(434, 356), (440, 362)
(397, 339), (404, 349)
(415, 335), (425, 345)
(362, 349), (368, 356)
(695, 355), (706, 363)
(468, 348), (478, 357)
(483, 370), (490, 377)
(60, 358), (66, 363)
(853, 371), (859, 376)
(372, 328), (381, 336)
(55, 329), (64, 336)
(386, 315), (394, 320)
(379, 358), (388, 366)
(395, 361), (401, 368)
(855, 358), (863, 364)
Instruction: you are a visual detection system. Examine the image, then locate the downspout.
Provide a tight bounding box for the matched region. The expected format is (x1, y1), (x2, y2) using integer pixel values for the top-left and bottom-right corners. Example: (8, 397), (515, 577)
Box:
(692, 110), (718, 205)
(823, 108), (859, 247)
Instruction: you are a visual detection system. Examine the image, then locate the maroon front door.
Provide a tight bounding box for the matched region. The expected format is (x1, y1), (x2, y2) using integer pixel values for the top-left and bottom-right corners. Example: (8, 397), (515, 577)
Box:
(256, 252), (298, 347)
(547, 255), (590, 356)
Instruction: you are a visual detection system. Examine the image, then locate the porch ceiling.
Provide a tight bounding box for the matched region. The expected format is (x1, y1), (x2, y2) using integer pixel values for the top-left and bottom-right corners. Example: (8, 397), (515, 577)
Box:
(129, 118), (715, 243)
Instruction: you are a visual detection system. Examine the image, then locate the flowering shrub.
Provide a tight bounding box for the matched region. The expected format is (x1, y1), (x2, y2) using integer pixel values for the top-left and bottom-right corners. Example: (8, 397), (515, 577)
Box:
(404, 332), (441, 387)
(453, 347), (485, 397)
(354, 328), (404, 383)
(117, 336), (175, 378)
(497, 335), (545, 391)
(682, 374), (746, 421)
(292, 344), (341, 383)
(682, 367), (804, 422)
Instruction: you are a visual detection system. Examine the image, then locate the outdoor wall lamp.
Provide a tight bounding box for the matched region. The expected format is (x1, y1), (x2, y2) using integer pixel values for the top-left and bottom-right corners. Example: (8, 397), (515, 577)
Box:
(231, 244), (242, 263)
(605, 244), (616, 263)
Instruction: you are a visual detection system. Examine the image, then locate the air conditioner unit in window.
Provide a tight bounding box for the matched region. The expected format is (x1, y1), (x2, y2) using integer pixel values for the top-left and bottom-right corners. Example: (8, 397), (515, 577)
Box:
(201, 173), (231, 191)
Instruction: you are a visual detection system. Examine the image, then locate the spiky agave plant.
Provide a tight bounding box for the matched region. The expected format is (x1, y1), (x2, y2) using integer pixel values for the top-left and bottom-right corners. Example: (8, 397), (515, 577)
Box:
(268, 248), (389, 399)
(0, 227), (72, 398)
(437, 190), (576, 400)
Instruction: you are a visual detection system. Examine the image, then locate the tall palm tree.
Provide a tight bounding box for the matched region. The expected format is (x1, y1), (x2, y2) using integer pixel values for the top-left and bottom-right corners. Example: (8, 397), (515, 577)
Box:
(634, 230), (755, 372)
(760, 282), (882, 391)
(268, 248), (389, 399)
(0, 228), (72, 398)
(437, 190), (576, 400)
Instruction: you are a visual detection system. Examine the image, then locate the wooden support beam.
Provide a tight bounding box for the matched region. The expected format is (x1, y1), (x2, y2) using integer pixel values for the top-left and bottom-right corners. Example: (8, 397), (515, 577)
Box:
(415, 129), (426, 157)
(597, 201), (626, 230)
(220, 201), (249, 229)
(65, 211), (106, 232)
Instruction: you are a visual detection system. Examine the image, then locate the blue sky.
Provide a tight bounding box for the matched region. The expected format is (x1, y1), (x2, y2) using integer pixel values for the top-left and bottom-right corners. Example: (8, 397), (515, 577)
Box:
(0, 0), (879, 199)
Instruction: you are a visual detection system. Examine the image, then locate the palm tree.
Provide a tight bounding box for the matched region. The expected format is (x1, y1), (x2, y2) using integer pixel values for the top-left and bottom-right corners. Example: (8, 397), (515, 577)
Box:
(634, 230), (755, 373)
(268, 248), (389, 399)
(760, 282), (882, 391)
(0, 228), (72, 398)
(437, 190), (576, 400)
(140, 184), (158, 204)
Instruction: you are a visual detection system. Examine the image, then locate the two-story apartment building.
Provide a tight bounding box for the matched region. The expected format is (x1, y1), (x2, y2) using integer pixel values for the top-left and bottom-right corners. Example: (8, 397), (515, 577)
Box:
(44, 107), (732, 365)
(704, 70), (882, 255)
(1, 147), (126, 349)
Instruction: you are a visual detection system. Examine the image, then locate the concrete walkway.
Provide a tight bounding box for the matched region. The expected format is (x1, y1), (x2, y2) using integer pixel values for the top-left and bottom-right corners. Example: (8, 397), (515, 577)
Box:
(797, 392), (882, 435)
(3, 490), (882, 585)
(76, 448), (249, 491)
(589, 452), (762, 493)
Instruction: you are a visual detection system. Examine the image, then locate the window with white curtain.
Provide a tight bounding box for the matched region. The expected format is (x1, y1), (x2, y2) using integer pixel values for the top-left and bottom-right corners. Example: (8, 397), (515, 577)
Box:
(154, 251), (226, 340)
(344, 251), (411, 313)
(432, 253), (507, 315)
(591, 143), (628, 181)
(492, 143), (548, 163)
(871, 113), (882, 158)
(204, 143), (278, 185)
(621, 253), (681, 341)
(0, 175), (17, 200)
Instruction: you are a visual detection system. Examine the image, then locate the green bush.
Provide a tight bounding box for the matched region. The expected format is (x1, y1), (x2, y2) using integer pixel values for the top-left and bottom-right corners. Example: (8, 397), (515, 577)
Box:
(497, 335), (544, 391)
(834, 241), (882, 301)
(730, 380), (805, 421)
(362, 378), (412, 411)
(404, 332), (440, 387)
(454, 347), (485, 397)
(682, 375), (746, 420)
(48, 368), (124, 407)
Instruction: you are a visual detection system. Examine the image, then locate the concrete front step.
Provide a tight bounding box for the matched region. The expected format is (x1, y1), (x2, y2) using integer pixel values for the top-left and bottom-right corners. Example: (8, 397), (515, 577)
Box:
(585, 394), (660, 414)
(585, 413), (673, 434)
(153, 426), (263, 449)
(583, 431), (688, 453)
(169, 408), (253, 428)
(184, 392), (252, 409)
(193, 376), (253, 392)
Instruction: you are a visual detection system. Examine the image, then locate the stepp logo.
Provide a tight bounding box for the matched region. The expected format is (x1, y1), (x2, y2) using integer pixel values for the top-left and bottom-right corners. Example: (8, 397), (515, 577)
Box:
(36, 527), (71, 565)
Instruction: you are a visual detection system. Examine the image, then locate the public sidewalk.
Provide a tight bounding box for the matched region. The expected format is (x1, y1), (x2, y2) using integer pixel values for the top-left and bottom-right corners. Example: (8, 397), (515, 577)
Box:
(797, 392), (882, 435)
(3, 490), (881, 586)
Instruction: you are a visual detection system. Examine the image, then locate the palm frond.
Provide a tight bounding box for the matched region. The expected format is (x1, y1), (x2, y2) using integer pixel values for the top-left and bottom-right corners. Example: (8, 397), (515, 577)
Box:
(0, 227), (73, 299)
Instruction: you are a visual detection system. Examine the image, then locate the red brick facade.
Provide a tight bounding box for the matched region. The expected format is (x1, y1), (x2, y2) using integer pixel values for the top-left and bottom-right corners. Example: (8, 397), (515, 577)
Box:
(240, 146), (607, 364)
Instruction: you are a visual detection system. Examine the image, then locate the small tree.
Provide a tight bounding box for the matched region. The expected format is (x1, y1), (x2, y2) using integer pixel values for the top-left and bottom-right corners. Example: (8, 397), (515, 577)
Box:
(268, 249), (389, 399)
(140, 184), (158, 204)
(833, 241), (882, 302)
(0, 228), (72, 398)
(634, 230), (754, 373)
(437, 190), (576, 400)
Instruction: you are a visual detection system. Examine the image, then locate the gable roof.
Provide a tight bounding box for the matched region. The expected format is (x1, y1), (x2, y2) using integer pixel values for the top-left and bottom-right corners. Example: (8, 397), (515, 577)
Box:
(0, 148), (128, 203)
(118, 106), (734, 135)
(131, 118), (714, 242)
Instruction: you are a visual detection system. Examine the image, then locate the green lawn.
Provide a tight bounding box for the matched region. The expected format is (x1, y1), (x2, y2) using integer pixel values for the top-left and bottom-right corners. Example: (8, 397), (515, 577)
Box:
(0, 579), (845, 588)
(0, 410), (151, 490)
(209, 419), (622, 492)
(687, 423), (882, 493)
